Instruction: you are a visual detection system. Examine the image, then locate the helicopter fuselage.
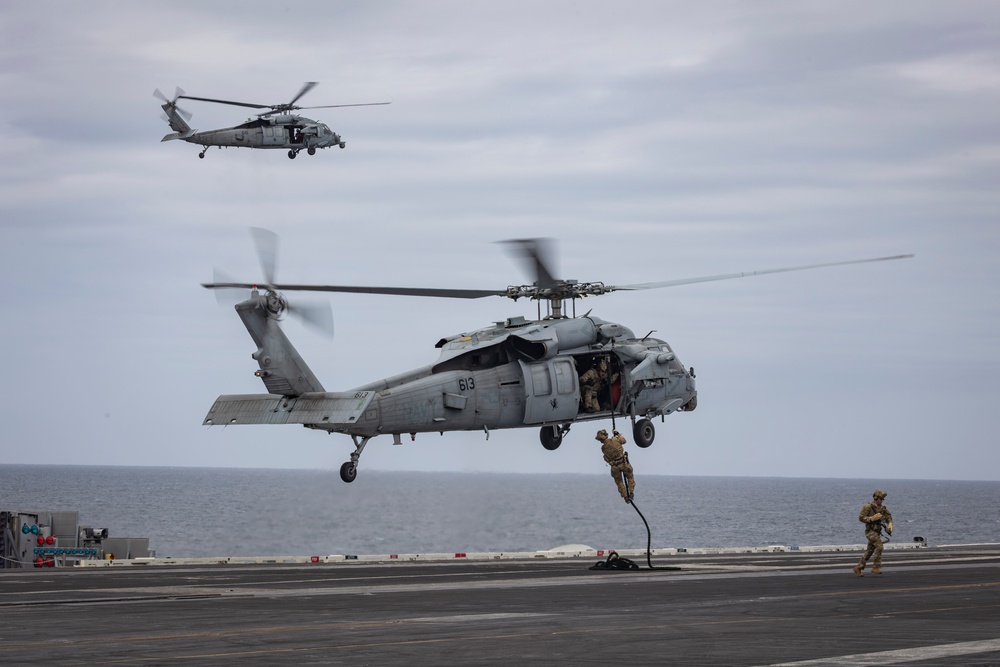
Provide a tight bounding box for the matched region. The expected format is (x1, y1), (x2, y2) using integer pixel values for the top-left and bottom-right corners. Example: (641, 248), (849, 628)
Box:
(203, 296), (697, 468)
(183, 115), (343, 155)
(341, 315), (696, 438)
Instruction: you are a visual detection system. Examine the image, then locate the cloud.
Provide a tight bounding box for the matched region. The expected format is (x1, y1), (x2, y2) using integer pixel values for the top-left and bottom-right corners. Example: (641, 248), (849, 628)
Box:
(0, 1), (998, 480)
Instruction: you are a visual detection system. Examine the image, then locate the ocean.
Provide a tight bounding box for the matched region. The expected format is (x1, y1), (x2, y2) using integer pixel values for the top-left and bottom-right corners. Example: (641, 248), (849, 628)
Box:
(2, 465), (998, 558)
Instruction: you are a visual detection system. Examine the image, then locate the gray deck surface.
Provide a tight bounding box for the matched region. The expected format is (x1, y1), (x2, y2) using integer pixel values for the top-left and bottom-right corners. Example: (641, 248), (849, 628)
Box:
(2, 545), (999, 665)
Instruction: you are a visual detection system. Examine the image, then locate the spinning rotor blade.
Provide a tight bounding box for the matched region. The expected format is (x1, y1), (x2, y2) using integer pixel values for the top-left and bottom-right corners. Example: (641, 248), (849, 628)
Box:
(205, 228), (334, 337)
(288, 81), (318, 107)
(613, 254), (915, 291)
(286, 301), (334, 338)
(176, 94), (270, 110)
(499, 238), (559, 290)
(251, 284), (506, 299)
(250, 227), (278, 286)
(203, 281), (501, 299)
(208, 268), (248, 308)
(298, 102), (393, 110)
(153, 87), (192, 120)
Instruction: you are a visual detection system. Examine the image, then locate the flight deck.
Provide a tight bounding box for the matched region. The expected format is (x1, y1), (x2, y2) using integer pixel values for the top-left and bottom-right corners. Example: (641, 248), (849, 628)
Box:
(2, 543), (999, 665)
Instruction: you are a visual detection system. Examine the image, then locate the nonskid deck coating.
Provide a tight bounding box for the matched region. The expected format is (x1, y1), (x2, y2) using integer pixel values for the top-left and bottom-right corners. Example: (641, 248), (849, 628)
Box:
(2, 544), (999, 665)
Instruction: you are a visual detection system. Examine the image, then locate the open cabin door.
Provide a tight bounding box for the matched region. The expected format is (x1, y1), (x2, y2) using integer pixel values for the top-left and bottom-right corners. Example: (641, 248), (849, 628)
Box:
(519, 358), (579, 424)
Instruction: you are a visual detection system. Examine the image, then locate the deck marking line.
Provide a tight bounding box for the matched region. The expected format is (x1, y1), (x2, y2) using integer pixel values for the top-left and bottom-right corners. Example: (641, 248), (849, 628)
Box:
(763, 637), (1000, 666)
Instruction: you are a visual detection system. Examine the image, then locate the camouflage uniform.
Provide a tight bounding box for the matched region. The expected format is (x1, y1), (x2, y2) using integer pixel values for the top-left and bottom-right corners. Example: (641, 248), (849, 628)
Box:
(854, 489), (894, 576)
(580, 362), (607, 413)
(598, 429), (635, 502)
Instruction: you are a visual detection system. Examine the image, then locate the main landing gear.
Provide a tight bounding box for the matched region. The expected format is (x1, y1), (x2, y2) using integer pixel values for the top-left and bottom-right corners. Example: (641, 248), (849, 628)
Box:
(632, 418), (655, 448)
(538, 419), (657, 450)
(339, 435), (371, 483)
(539, 424), (571, 450)
(290, 147), (322, 159)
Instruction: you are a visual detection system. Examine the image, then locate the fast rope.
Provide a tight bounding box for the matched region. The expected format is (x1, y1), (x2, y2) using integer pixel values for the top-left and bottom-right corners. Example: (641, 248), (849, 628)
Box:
(628, 497), (678, 570)
(588, 494), (681, 571)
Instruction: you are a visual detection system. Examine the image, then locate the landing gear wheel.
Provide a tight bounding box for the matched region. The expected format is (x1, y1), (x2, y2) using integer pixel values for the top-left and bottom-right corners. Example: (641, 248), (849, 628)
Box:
(307, 147), (316, 156)
(198, 151), (205, 159)
(540, 425), (563, 450)
(339, 142), (346, 149)
(340, 461), (357, 483)
(633, 418), (655, 448)
(288, 149), (297, 159)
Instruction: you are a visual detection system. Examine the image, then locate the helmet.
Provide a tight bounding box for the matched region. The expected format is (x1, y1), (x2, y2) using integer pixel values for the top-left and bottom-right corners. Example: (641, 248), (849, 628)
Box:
(873, 489), (887, 500)
(596, 429), (608, 441)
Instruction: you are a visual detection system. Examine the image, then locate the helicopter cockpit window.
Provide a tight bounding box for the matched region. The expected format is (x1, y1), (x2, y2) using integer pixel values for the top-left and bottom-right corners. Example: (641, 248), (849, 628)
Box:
(431, 344), (509, 374)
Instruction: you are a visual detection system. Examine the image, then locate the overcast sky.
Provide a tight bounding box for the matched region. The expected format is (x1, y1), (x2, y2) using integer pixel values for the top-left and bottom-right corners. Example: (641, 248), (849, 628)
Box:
(1, 1), (997, 481)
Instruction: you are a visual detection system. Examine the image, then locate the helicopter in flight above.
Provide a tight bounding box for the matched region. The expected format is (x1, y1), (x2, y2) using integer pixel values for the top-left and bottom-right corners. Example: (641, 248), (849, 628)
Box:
(154, 82), (389, 159)
(202, 229), (913, 483)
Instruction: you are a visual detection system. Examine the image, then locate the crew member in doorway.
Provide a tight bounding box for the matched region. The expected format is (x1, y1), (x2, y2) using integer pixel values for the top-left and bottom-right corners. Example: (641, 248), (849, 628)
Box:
(598, 428), (635, 502)
(581, 360), (608, 413)
(854, 489), (893, 576)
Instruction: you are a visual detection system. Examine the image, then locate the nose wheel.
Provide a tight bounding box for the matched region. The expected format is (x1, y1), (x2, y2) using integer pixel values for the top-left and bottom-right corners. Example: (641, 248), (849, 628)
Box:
(288, 149), (298, 159)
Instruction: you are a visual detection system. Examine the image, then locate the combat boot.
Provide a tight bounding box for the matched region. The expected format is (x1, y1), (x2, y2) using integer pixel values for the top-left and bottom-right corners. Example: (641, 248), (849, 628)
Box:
(853, 564), (864, 577)
(871, 566), (882, 575)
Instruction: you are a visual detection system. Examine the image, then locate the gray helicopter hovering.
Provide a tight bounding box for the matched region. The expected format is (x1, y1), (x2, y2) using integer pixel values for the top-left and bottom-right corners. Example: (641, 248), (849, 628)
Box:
(154, 83), (389, 159)
(202, 230), (912, 483)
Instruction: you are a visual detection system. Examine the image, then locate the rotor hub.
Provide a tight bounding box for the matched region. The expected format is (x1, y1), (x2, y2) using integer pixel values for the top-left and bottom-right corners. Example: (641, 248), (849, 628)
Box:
(263, 290), (287, 317)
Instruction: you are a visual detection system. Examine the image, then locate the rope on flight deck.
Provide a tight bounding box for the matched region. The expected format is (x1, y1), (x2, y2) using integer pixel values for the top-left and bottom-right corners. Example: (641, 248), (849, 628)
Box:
(588, 495), (682, 571)
(628, 497), (678, 570)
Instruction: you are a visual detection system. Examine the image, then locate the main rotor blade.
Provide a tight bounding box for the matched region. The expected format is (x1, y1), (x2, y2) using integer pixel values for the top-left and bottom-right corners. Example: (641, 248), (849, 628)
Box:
(201, 281), (503, 299)
(298, 102), (393, 110)
(499, 238), (559, 290)
(613, 254), (915, 291)
(289, 81), (318, 107)
(177, 94), (270, 109)
(271, 284), (506, 299)
(250, 227), (278, 286)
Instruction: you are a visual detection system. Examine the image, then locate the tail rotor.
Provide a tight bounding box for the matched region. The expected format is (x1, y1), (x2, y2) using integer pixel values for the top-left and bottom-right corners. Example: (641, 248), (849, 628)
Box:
(153, 87), (192, 122)
(204, 228), (334, 338)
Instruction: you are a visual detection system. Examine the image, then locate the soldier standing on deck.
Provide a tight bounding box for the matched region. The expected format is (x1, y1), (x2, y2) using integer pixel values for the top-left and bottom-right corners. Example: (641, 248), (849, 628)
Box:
(598, 428), (635, 502)
(854, 489), (894, 576)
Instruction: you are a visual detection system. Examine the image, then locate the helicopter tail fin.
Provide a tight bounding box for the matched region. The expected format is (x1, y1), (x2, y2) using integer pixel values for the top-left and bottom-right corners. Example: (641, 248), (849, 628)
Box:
(235, 295), (325, 397)
(159, 101), (193, 136)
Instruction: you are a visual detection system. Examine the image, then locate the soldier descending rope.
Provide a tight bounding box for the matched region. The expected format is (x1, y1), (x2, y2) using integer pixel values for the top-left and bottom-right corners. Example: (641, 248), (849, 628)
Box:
(597, 428), (635, 502)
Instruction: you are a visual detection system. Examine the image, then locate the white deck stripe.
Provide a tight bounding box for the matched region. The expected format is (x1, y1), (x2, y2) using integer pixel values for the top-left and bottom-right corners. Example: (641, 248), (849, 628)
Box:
(764, 638), (1000, 666)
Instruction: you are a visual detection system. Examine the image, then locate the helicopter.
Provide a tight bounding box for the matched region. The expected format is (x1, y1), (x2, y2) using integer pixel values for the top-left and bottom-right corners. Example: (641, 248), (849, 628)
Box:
(202, 229), (913, 483)
(154, 82), (389, 159)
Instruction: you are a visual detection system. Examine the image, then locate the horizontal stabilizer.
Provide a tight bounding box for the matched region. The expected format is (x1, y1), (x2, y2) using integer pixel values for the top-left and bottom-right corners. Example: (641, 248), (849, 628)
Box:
(204, 391), (376, 427)
(161, 130), (197, 142)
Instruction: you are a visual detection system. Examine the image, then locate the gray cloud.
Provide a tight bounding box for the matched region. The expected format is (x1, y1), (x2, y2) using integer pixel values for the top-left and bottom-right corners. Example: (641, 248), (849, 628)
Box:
(1, 1), (997, 479)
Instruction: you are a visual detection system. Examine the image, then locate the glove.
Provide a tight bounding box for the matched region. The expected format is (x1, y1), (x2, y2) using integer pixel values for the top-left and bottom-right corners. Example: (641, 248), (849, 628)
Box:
(871, 513), (883, 521)
(887, 521), (894, 534)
